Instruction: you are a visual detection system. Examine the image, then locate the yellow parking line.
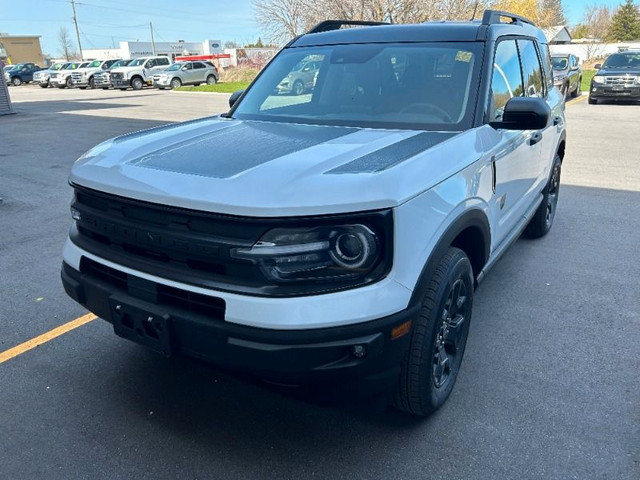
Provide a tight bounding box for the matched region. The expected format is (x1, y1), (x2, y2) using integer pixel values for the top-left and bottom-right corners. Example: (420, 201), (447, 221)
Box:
(567, 95), (588, 106)
(0, 313), (97, 364)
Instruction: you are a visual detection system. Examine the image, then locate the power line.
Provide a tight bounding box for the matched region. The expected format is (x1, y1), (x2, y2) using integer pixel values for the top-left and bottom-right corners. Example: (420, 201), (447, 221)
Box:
(70, 0), (84, 60)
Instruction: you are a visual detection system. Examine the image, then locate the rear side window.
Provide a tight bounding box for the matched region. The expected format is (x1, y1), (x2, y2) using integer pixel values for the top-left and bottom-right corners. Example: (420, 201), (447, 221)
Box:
(158, 57), (170, 66)
(490, 39), (523, 121)
(193, 62), (206, 69)
(517, 39), (545, 98)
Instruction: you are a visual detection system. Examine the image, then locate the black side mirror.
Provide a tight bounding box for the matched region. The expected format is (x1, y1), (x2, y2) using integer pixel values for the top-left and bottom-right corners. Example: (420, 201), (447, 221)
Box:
(229, 90), (244, 108)
(489, 97), (550, 131)
(594, 63), (602, 69)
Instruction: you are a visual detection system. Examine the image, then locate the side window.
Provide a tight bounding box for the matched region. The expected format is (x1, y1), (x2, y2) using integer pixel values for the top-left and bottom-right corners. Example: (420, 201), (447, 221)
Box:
(540, 44), (554, 91)
(145, 59), (155, 68)
(517, 39), (545, 98)
(184, 63), (193, 70)
(489, 39), (524, 121)
(159, 58), (170, 66)
(193, 62), (205, 69)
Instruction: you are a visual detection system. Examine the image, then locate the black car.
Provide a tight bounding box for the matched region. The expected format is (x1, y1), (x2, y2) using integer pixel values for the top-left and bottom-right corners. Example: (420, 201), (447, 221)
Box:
(589, 51), (640, 104)
(551, 53), (581, 98)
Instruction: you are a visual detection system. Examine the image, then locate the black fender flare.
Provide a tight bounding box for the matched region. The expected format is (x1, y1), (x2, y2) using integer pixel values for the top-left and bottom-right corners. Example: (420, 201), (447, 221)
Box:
(408, 208), (491, 307)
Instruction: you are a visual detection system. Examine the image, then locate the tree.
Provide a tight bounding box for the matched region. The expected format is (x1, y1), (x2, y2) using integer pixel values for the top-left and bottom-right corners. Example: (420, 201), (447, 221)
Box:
(58, 27), (75, 61)
(252, 0), (493, 45)
(609, 0), (640, 41)
(224, 40), (241, 48)
(540, 0), (566, 26)
(580, 4), (613, 60)
(493, 0), (566, 28)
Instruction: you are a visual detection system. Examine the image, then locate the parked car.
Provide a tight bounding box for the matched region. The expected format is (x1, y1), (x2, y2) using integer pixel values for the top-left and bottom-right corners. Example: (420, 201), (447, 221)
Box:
(277, 57), (320, 95)
(4, 63), (41, 86)
(109, 56), (172, 90)
(33, 62), (70, 88)
(92, 59), (131, 89)
(589, 51), (640, 104)
(62, 11), (566, 416)
(551, 53), (581, 98)
(71, 59), (122, 89)
(152, 61), (218, 89)
(50, 61), (90, 88)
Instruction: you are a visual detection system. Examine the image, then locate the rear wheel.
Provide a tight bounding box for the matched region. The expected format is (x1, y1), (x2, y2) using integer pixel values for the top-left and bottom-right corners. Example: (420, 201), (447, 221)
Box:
(393, 247), (473, 417)
(131, 77), (144, 90)
(524, 154), (561, 238)
(206, 74), (217, 85)
(11, 77), (22, 86)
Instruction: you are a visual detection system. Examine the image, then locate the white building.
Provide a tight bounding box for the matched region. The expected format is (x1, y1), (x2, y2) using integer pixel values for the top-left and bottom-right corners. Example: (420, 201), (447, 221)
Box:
(83, 39), (222, 60)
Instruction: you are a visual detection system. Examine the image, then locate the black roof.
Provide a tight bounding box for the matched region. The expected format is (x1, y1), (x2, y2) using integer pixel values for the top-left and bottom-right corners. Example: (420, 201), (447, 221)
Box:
(290, 12), (548, 48)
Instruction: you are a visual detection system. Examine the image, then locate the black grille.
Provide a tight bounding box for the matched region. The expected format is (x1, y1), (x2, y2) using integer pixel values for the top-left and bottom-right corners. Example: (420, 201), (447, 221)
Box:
(81, 257), (225, 320)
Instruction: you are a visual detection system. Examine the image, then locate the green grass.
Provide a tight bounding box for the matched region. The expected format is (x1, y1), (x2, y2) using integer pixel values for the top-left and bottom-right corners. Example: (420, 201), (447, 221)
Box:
(174, 82), (249, 93)
(581, 70), (596, 91)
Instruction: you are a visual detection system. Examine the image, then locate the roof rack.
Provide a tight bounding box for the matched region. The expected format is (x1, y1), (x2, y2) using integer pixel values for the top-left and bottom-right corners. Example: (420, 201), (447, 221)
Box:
(482, 9), (535, 27)
(307, 20), (390, 34)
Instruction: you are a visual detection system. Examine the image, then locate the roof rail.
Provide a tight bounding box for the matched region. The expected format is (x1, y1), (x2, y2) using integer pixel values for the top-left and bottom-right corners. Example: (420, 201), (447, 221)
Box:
(481, 9), (535, 27)
(307, 20), (390, 34)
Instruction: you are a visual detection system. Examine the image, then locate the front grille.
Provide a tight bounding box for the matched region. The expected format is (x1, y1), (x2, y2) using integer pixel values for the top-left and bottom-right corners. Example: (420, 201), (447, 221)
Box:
(110, 72), (123, 80)
(71, 72), (84, 81)
(80, 257), (226, 320)
(71, 186), (269, 292)
(605, 76), (636, 86)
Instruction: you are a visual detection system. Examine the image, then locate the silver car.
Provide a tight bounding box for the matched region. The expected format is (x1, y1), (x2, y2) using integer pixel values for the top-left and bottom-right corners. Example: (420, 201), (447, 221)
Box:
(153, 61), (218, 89)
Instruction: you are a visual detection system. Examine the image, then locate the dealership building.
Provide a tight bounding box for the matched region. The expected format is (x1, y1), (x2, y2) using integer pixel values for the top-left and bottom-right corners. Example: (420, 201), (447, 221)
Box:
(0, 34), (45, 65)
(83, 39), (222, 60)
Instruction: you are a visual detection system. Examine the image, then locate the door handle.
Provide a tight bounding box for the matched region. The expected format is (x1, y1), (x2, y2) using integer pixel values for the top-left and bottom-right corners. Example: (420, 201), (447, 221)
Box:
(527, 132), (542, 146)
(553, 116), (563, 126)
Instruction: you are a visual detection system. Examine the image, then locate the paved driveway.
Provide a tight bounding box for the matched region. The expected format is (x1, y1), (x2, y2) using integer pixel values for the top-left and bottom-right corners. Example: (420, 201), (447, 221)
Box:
(1, 88), (638, 480)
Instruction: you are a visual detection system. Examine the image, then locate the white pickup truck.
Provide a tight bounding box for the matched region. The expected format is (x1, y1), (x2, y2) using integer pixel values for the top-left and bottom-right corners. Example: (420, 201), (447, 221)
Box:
(71, 59), (122, 89)
(108, 56), (172, 90)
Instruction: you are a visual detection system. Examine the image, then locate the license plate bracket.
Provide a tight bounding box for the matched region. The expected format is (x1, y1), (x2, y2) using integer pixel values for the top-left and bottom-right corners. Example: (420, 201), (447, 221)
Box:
(109, 297), (172, 356)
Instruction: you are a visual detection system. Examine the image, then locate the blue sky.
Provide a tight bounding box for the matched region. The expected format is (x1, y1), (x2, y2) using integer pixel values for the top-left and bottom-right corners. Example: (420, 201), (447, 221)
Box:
(1, 0), (633, 57)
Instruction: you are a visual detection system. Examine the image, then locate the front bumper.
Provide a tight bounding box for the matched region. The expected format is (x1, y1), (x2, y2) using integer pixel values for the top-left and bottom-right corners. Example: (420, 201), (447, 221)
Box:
(590, 84), (640, 99)
(72, 78), (89, 87)
(111, 79), (130, 88)
(61, 259), (415, 397)
(153, 78), (171, 87)
(49, 78), (68, 87)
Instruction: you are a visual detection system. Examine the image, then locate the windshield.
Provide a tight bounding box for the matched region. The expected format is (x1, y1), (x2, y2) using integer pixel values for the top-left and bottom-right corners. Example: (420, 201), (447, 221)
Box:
(64, 63), (82, 70)
(165, 63), (184, 71)
(51, 63), (66, 70)
(88, 60), (101, 68)
(602, 53), (640, 69)
(233, 43), (481, 130)
(128, 58), (147, 66)
(111, 60), (130, 68)
(551, 57), (568, 70)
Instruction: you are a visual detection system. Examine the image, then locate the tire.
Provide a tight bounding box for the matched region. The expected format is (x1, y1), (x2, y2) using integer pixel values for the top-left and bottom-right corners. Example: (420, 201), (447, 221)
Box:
(89, 77), (95, 89)
(78, 86), (87, 90)
(11, 77), (22, 86)
(393, 247), (473, 417)
(206, 75), (217, 85)
(293, 80), (304, 95)
(131, 77), (144, 90)
(66, 77), (73, 88)
(39, 84), (48, 89)
(571, 78), (581, 97)
(524, 154), (561, 238)
(588, 96), (597, 105)
(170, 77), (182, 89)
(101, 87), (109, 90)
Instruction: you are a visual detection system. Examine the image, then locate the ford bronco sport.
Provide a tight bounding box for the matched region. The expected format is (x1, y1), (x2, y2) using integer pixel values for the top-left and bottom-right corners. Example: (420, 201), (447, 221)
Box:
(62, 10), (566, 416)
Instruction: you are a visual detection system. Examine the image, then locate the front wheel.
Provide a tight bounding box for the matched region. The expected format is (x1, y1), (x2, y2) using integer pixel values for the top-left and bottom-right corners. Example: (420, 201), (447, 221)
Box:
(588, 96), (597, 105)
(524, 155), (561, 238)
(292, 80), (304, 95)
(89, 77), (95, 89)
(39, 83), (48, 88)
(571, 78), (581, 97)
(66, 77), (73, 88)
(170, 77), (182, 89)
(393, 247), (473, 417)
(131, 77), (144, 90)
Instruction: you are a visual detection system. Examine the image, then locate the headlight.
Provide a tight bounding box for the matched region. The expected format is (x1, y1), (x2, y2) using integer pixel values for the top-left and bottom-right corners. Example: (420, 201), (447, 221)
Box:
(230, 218), (391, 291)
(592, 76), (605, 84)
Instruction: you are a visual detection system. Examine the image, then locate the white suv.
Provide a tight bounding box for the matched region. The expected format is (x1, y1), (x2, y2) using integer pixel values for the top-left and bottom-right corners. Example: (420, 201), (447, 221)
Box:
(71, 59), (121, 89)
(109, 56), (171, 90)
(62, 12), (566, 416)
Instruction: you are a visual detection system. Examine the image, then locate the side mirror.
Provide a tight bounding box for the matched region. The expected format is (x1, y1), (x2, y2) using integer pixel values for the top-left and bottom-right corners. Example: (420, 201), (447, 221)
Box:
(489, 97), (550, 131)
(570, 65), (579, 71)
(594, 63), (602, 69)
(182, 67), (188, 71)
(229, 89), (244, 108)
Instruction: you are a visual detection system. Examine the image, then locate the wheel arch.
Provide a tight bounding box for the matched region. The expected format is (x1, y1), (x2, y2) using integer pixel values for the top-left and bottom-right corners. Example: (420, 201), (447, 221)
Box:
(556, 130), (567, 163)
(409, 208), (491, 306)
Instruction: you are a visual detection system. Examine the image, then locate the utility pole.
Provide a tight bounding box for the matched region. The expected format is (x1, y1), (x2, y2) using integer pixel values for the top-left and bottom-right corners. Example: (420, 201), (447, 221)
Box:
(149, 22), (156, 56)
(70, 0), (84, 60)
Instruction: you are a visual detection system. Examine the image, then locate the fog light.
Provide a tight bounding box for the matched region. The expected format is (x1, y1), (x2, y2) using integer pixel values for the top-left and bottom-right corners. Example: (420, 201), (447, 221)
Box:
(351, 345), (366, 358)
(71, 208), (81, 221)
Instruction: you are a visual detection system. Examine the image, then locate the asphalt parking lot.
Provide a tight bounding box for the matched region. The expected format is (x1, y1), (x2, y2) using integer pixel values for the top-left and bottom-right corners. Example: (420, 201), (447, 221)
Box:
(1, 86), (639, 480)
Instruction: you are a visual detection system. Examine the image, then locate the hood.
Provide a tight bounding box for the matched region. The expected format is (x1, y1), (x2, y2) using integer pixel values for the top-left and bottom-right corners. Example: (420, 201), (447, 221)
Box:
(111, 65), (143, 73)
(595, 68), (640, 76)
(70, 118), (480, 217)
